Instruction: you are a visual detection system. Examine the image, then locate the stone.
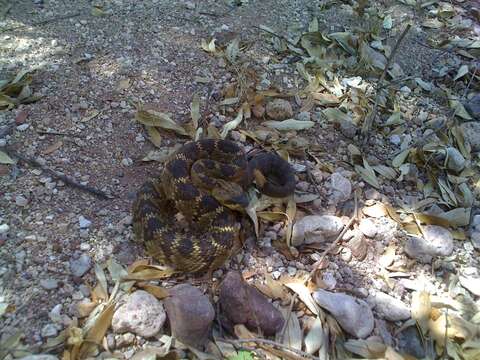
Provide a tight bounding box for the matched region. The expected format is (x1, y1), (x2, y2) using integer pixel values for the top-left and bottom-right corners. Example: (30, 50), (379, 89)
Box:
(40, 279), (58, 290)
(19, 356), (59, 360)
(265, 99), (293, 120)
(78, 215), (92, 229)
(164, 284), (214, 348)
(15, 195), (28, 207)
(49, 304), (63, 323)
(16, 123), (30, 131)
(445, 147), (465, 173)
(461, 122), (480, 152)
(297, 111), (311, 122)
(112, 290), (166, 338)
(70, 254), (92, 277)
(252, 103), (265, 118)
(329, 173), (352, 203)
(367, 291), (410, 321)
(0, 223), (9, 234)
(219, 271), (285, 336)
(463, 92), (480, 120)
(358, 218), (377, 238)
(397, 326), (426, 359)
(313, 289), (374, 338)
(291, 215), (344, 246)
(404, 225), (453, 263)
(471, 232), (480, 250)
(338, 119), (357, 139)
(41, 323), (58, 338)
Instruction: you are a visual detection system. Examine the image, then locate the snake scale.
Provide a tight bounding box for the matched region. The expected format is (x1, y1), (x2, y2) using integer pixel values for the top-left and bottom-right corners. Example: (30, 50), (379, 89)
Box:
(132, 139), (296, 273)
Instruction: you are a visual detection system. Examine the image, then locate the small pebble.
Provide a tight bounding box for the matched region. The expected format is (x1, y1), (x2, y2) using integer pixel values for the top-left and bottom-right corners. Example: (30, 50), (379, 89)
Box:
(15, 195), (28, 207)
(16, 123), (30, 131)
(40, 279), (59, 290)
(78, 216), (92, 229)
(41, 324), (58, 338)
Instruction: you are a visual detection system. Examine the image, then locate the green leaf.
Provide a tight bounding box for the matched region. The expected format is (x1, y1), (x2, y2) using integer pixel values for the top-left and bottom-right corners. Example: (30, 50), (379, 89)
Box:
(392, 149), (410, 168)
(355, 161), (380, 189)
(453, 64), (469, 81)
(228, 351), (254, 360)
(372, 165), (397, 180)
(322, 108), (352, 123)
(0, 150), (14, 165)
(263, 119), (315, 131)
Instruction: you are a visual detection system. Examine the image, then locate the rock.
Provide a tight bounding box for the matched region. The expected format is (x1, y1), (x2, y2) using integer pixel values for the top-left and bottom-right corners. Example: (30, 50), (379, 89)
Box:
(338, 119), (357, 139)
(367, 291), (410, 321)
(445, 147), (465, 172)
(0, 223), (9, 234)
(78, 215), (92, 229)
(459, 268), (480, 296)
(461, 122), (480, 152)
(389, 134), (401, 145)
(112, 290), (166, 338)
(15, 195), (28, 207)
(116, 332), (135, 348)
(297, 111), (311, 122)
(41, 324), (58, 338)
(313, 289), (374, 338)
(265, 99), (293, 120)
(358, 218), (377, 238)
(471, 232), (480, 250)
(397, 326), (426, 359)
(164, 284), (214, 348)
(219, 271), (284, 336)
(16, 123), (30, 131)
(252, 103), (265, 118)
(49, 304), (63, 323)
(405, 225), (454, 262)
(291, 215), (344, 246)
(463, 92), (480, 120)
(70, 254), (92, 277)
(19, 355), (59, 360)
(329, 173), (352, 203)
(40, 279), (58, 290)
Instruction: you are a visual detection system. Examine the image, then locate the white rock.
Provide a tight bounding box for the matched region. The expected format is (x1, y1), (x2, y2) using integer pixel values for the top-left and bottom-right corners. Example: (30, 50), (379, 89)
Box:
(404, 225), (453, 263)
(41, 323), (58, 338)
(70, 254), (92, 277)
(329, 173), (352, 203)
(16, 123), (30, 131)
(19, 355), (58, 360)
(358, 218), (377, 238)
(291, 215), (344, 246)
(78, 215), (92, 229)
(112, 290), (166, 338)
(313, 289), (374, 338)
(40, 279), (58, 290)
(0, 224), (9, 234)
(368, 291), (410, 321)
(15, 195), (28, 206)
(49, 304), (63, 323)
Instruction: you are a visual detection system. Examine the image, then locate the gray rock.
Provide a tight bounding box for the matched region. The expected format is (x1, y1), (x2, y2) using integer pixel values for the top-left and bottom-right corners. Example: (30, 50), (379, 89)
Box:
(78, 215), (92, 229)
(41, 324), (58, 338)
(368, 291), (410, 321)
(358, 218), (377, 238)
(329, 172), (352, 203)
(445, 147), (465, 173)
(389, 134), (401, 145)
(19, 355), (59, 360)
(112, 290), (166, 338)
(164, 284), (214, 348)
(0, 223), (9, 235)
(463, 92), (480, 120)
(471, 232), (480, 250)
(16, 123), (30, 131)
(461, 122), (480, 152)
(291, 215), (344, 246)
(397, 326), (426, 359)
(40, 279), (58, 290)
(219, 271), (284, 336)
(49, 304), (63, 323)
(404, 225), (453, 263)
(15, 195), (28, 207)
(70, 254), (92, 277)
(313, 289), (374, 338)
(338, 119), (357, 139)
(297, 111), (311, 122)
(265, 99), (293, 120)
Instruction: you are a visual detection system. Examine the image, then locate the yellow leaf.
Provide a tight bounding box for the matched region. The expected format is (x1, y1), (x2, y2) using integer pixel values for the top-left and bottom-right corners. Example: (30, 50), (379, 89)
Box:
(135, 106), (188, 136)
(411, 291), (431, 334)
(79, 302), (115, 358)
(137, 283), (170, 299)
(146, 126), (162, 147)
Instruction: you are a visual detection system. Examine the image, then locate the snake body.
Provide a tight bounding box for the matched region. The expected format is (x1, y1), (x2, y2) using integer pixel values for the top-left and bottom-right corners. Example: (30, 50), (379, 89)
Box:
(132, 139), (295, 273)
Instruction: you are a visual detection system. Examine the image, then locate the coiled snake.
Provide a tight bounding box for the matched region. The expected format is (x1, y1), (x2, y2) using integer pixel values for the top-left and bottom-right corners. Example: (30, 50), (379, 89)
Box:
(132, 139), (296, 273)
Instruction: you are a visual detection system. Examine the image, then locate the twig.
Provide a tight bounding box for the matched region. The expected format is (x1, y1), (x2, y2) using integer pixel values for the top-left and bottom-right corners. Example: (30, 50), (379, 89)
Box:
(315, 189), (359, 267)
(0, 12), (81, 33)
(224, 338), (320, 360)
(37, 129), (83, 138)
(361, 24), (411, 143)
(2, 146), (112, 200)
(253, 25), (301, 49)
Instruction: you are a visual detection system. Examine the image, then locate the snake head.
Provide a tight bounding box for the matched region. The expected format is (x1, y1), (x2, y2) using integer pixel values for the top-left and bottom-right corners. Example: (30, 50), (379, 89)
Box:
(211, 179), (249, 212)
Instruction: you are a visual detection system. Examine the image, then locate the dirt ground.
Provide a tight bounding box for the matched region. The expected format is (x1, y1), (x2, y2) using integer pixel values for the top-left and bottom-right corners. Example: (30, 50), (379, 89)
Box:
(0, 0), (479, 358)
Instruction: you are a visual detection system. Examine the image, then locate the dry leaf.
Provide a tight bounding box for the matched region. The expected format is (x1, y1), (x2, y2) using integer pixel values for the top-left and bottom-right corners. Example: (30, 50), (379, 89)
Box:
(411, 291), (431, 334)
(137, 283), (170, 299)
(304, 317), (325, 354)
(263, 119), (315, 131)
(277, 307), (302, 350)
(221, 107), (243, 139)
(135, 106), (188, 136)
(43, 141), (63, 155)
(0, 150), (14, 165)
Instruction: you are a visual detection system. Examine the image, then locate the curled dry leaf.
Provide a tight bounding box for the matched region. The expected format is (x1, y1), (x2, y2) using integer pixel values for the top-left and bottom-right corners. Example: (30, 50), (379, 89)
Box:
(135, 105), (188, 136)
(411, 291), (431, 334)
(263, 119), (315, 131)
(304, 317), (325, 354)
(344, 339), (387, 358)
(221, 107), (244, 139)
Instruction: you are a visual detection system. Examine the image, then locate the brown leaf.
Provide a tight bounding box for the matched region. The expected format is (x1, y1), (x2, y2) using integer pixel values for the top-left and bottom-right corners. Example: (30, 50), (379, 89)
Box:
(79, 302), (115, 358)
(137, 283), (170, 299)
(15, 110), (28, 124)
(43, 140), (63, 155)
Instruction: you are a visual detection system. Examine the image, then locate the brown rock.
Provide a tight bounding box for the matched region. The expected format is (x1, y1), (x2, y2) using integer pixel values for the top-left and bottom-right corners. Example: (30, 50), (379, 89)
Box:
(219, 271), (284, 336)
(164, 284), (214, 349)
(265, 99), (293, 120)
(252, 103), (265, 118)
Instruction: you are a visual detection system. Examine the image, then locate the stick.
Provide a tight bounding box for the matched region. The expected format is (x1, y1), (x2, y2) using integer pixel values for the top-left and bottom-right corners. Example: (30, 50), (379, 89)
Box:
(315, 189), (358, 268)
(224, 338), (321, 360)
(0, 12), (81, 33)
(361, 24), (411, 143)
(2, 146), (112, 200)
